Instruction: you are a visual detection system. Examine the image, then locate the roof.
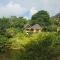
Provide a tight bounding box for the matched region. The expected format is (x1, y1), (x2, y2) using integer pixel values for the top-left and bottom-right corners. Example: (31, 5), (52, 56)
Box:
(24, 24), (31, 29)
(24, 24), (42, 30)
(31, 24), (41, 29)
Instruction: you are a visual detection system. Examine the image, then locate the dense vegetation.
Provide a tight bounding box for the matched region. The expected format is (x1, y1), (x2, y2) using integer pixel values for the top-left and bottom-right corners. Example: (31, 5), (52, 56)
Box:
(0, 10), (60, 60)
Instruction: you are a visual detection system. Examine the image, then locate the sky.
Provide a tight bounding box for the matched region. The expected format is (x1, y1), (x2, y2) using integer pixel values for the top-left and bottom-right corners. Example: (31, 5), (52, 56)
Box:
(0, 0), (60, 19)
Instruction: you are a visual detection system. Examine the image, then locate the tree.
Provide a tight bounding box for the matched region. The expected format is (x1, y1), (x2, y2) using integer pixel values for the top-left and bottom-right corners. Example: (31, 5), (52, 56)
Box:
(31, 10), (50, 26)
(10, 16), (28, 29)
(0, 17), (10, 29)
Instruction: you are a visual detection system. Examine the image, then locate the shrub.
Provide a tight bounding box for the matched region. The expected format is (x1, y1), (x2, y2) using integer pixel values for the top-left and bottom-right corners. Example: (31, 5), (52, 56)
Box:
(0, 35), (10, 53)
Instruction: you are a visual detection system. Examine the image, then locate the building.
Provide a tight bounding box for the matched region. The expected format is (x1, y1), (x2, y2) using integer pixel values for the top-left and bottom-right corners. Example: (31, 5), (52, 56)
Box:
(24, 24), (42, 33)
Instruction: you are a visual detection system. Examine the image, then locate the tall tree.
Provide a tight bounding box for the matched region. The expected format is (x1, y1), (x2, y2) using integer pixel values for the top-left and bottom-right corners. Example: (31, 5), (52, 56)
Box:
(31, 10), (50, 26)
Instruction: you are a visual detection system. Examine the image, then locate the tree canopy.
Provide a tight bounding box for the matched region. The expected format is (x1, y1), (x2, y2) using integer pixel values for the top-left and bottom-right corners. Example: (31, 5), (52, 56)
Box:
(31, 10), (50, 26)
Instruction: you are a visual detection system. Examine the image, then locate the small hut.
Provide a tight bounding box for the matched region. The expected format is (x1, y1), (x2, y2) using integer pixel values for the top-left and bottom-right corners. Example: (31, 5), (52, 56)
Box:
(24, 24), (42, 33)
(31, 24), (42, 32)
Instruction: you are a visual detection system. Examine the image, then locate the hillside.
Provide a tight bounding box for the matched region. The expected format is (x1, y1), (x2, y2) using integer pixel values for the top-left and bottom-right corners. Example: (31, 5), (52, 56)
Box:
(54, 13), (60, 18)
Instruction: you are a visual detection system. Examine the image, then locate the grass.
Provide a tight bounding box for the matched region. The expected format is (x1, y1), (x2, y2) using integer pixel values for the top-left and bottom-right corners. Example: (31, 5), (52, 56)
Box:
(0, 32), (59, 60)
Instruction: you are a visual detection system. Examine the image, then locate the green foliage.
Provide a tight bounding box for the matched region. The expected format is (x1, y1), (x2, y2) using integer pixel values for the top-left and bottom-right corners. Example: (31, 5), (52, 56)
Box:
(10, 17), (27, 29)
(0, 35), (10, 53)
(31, 10), (50, 26)
(0, 16), (28, 54)
(9, 32), (59, 60)
(50, 17), (60, 26)
(45, 25), (60, 32)
(0, 17), (10, 30)
(0, 11), (60, 60)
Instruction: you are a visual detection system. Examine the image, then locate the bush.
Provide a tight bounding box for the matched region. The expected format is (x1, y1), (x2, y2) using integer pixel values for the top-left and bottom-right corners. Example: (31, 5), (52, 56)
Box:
(0, 35), (10, 53)
(10, 32), (59, 60)
(45, 25), (59, 32)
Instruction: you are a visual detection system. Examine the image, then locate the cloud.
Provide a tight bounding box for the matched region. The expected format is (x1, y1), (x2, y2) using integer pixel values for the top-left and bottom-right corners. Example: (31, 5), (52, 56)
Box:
(23, 7), (38, 19)
(0, 1), (38, 19)
(0, 0), (60, 18)
(30, 7), (38, 15)
(0, 1), (29, 17)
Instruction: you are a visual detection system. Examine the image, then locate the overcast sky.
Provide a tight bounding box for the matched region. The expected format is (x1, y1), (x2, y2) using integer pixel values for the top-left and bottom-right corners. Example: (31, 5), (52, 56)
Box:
(0, 0), (60, 18)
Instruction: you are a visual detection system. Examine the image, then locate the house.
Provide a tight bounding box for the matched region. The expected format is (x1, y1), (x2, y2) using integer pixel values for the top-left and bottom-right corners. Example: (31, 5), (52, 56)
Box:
(24, 24), (42, 33)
